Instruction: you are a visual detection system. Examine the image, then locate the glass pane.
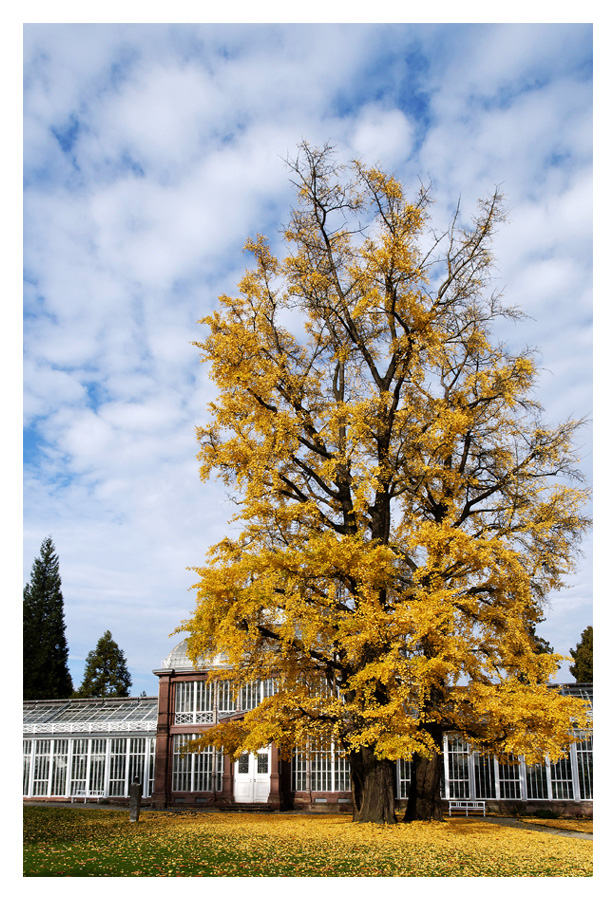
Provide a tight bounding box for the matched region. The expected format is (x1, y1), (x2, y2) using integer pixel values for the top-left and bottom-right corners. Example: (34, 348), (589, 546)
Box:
(194, 745), (215, 792)
(550, 752), (574, 800)
(448, 737), (471, 799)
(333, 753), (351, 792)
(576, 735), (593, 800)
(128, 737), (147, 788)
(238, 753), (250, 775)
(148, 738), (156, 797)
(109, 738), (127, 796)
(195, 681), (214, 722)
(70, 739), (88, 793)
(215, 748), (224, 793)
(217, 681), (235, 714)
(498, 759), (521, 799)
(526, 761), (549, 799)
(23, 741), (32, 795)
(257, 753), (269, 774)
(240, 682), (260, 710)
(292, 747), (308, 791)
(171, 734), (192, 793)
(33, 740), (51, 795)
(89, 738), (106, 792)
(474, 755), (496, 799)
(51, 740), (69, 796)
(174, 683), (194, 724)
(310, 746), (332, 792)
(397, 759), (412, 799)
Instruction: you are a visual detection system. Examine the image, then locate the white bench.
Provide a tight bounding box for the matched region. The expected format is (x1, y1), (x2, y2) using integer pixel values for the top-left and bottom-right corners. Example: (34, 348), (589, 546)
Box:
(448, 800), (486, 817)
(71, 789), (106, 804)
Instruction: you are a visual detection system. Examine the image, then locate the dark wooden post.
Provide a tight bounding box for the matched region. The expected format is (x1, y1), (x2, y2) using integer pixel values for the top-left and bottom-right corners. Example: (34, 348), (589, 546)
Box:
(129, 777), (142, 822)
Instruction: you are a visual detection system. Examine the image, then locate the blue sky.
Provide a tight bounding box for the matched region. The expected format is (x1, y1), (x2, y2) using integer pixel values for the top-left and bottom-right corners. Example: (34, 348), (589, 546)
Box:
(22, 22), (593, 696)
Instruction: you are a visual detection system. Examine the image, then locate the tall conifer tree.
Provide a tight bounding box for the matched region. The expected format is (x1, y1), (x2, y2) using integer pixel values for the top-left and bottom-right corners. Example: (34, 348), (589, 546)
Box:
(76, 631), (132, 697)
(570, 626), (593, 682)
(23, 537), (73, 699)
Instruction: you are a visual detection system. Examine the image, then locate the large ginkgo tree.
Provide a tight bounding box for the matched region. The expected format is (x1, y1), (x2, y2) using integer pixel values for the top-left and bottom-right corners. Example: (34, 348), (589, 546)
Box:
(179, 144), (591, 823)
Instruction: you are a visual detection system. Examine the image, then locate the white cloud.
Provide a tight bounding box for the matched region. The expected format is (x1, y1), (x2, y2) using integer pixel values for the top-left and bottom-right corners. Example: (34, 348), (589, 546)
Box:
(347, 106), (416, 170)
(23, 360), (87, 421)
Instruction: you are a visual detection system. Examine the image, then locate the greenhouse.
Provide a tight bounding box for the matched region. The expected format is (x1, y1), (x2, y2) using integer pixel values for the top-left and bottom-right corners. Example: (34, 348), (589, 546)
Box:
(23, 697), (157, 800)
(23, 642), (592, 814)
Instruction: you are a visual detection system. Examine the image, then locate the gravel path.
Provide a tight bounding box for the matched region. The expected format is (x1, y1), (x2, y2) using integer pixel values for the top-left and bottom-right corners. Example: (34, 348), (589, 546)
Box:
(484, 815), (592, 840)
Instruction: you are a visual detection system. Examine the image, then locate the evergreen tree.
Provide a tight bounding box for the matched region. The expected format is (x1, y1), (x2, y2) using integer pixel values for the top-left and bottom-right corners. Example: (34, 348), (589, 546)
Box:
(76, 631), (132, 697)
(23, 536), (73, 700)
(570, 626), (593, 682)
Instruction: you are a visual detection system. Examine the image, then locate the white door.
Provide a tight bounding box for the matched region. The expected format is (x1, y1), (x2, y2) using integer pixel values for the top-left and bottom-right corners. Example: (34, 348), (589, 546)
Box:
(234, 748), (271, 803)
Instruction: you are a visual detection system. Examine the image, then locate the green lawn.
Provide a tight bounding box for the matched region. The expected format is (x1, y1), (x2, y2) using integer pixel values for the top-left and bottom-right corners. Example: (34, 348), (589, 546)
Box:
(23, 806), (592, 877)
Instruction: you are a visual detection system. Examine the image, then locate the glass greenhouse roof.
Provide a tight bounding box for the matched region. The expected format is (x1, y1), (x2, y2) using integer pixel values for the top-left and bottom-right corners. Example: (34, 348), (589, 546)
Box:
(558, 683), (592, 705)
(158, 639), (227, 671)
(23, 697), (158, 735)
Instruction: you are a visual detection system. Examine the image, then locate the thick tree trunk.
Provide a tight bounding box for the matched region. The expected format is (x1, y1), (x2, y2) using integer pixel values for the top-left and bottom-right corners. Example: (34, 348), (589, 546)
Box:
(403, 746), (444, 821)
(349, 748), (397, 824)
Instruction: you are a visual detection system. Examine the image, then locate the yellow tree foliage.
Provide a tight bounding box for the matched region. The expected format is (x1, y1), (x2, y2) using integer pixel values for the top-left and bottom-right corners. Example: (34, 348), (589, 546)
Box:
(180, 144), (591, 823)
